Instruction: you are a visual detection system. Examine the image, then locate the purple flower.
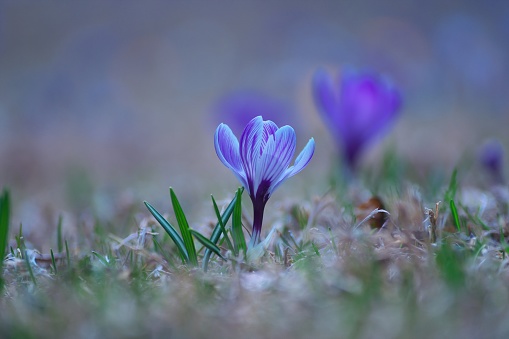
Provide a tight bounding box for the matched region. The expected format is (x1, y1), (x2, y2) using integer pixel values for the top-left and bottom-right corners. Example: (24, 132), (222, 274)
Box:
(215, 116), (315, 246)
(313, 68), (401, 171)
(479, 139), (504, 184)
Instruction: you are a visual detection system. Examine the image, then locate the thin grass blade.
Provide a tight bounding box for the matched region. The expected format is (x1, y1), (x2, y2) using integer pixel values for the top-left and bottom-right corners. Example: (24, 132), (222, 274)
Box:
(190, 230), (225, 260)
(444, 168), (458, 206)
(144, 201), (189, 264)
(65, 240), (71, 266)
(0, 189), (11, 290)
(169, 188), (198, 266)
(24, 250), (37, 285)
(50, 248), (58, 274)
(231, 187), (247, 255)
(91, 251), (110, 267)
(203, 188), (243, 271)
(57, 215), (63, 253)
(0, 190), (10, 259)
(211, 195), (234, 252)
(450, 199), (461, 232)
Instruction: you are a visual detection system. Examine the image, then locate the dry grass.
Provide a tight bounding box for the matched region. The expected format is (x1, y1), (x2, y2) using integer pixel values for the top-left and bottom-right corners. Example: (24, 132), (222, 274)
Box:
(2, 164), (509, 338)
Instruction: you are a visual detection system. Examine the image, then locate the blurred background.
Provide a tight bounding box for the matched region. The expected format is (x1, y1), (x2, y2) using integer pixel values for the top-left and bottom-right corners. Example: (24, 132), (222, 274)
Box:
(1, 1), (508, 226)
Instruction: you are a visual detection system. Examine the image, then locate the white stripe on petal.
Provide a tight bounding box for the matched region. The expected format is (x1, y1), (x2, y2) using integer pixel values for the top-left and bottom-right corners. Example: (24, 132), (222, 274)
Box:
(259, 120), (278, 156)
(288, 137), (315, 177)
(239, 116), (264, 189)
(253, 133), (277, 194)
(268, 137), (314, 196)
(264, 126), (296, 179)
(255, 126), (296, 195)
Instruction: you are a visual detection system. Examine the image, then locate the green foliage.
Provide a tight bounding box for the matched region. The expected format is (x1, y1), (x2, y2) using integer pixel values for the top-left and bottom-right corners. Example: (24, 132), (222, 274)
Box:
(24, 250), (37, 286)
(450, 199), (461, 232)
(444, 168), (458, 206)
(144, 201), (189, 264)
(91, 250), (112, 267)
(231, 188), (247, 255)
(435, 241), (467, 288)
(460, 203), (489, 231)
(498, 230), (509, 259)
(0, 189), (11, 290)
(189, 230), (223, 260)
(211, 195), (234, 252)
(146, 188), (243, 269)
(65, 240), (71, 266)
(169, 188), (198, 266)
(57, 215), (63, 253)
(202, 188), (244, 270)
(50, 249), (57, 274)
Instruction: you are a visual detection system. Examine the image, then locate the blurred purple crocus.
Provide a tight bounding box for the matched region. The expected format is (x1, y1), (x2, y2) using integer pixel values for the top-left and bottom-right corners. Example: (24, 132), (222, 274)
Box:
(215, 116), (315, 246)
(479, 139), (504, 184)
(313, 68), (401, 172)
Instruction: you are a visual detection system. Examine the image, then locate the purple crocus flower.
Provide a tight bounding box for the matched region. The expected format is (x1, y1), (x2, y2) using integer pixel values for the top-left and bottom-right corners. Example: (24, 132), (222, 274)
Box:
(479, 139), (505, 184)
(313, 68), (401, 172)
(215, 116), (315, 246)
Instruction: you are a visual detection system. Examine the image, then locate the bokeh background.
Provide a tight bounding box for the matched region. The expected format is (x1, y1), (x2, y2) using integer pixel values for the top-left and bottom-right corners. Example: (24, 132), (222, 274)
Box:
(1, 1), (509, 225)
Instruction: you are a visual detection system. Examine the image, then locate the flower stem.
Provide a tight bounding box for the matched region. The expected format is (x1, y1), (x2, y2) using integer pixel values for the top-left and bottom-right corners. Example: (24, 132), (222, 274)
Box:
(249, 201), (265, 248)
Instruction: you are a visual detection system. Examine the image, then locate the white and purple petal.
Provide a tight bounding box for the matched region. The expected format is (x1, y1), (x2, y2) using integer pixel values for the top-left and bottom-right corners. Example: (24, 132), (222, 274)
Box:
(254, 126), (296, 196)
(217, 115), (314, 202)
(239, 116), (264, 193)
(269, 137), (315, 196)
(214, 123), (248, 189)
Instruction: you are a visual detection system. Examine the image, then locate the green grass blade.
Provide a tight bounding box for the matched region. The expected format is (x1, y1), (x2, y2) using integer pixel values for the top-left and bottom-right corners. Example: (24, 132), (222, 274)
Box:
(202, 188), (243, 271)
(0, 189), (10, 260)
(91, 251), (110, 267)
(211, 195), (234, 252)
(169, 188), (198, 266)
(231, 188), (247, 255)
(311, 242), (321, 257)
(24, 250), (37, 285)
(444, 168), (458, 205)
(57, 215), (63, 253)
(65, 240), (71, 266)
(435, 241), (466, 288)
(0, 189), (11, 290)
(16, 224), (26, 256)
(190, 230), (224, 260)
(50, 248), (58, 274)
(144, 201), (189, 264)
(450, 199), (461, 232)
(460, 203), (489, 231)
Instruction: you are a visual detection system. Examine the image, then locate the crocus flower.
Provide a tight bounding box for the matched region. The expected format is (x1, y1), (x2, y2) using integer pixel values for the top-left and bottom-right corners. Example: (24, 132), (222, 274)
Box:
(479, 139), (504, 184)
(215, 116), (315, 246)
(313, 68), (401, 172)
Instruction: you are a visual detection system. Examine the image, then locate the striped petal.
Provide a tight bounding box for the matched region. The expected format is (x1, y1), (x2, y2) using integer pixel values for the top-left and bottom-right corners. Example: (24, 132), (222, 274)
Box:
(239, 116), (279, 194)
(269, 137), (315, 196)
(287, 137), (315, 177)
(259, 120), (279, 156)
(214, 123), (248, 189)
(239, 116), (263, 191)
(253, 126), (296, 195)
